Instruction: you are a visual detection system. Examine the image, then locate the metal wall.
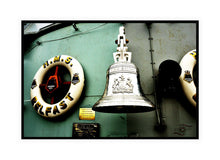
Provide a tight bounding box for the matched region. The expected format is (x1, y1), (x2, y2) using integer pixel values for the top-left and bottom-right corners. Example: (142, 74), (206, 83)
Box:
(23, 22), (197, 138)
(125, 23), (197, 137)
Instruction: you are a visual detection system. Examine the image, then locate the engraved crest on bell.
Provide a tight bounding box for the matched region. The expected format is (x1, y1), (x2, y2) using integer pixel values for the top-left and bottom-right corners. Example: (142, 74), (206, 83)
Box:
(112, 75), (133, 93)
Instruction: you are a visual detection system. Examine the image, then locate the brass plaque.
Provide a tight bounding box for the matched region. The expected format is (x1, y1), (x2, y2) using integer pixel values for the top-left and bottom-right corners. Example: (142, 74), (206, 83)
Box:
(72, 123), (99, 138)
(79, 108), (95, 120)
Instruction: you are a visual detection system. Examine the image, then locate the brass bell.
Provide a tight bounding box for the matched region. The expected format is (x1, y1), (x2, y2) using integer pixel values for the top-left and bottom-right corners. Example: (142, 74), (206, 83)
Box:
(92, 26), (155, 113)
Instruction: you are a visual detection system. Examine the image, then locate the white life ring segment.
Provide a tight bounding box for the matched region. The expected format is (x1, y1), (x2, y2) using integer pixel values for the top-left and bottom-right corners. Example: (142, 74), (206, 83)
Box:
(179, 49), (197, 107)
(30, 55), (84, 118)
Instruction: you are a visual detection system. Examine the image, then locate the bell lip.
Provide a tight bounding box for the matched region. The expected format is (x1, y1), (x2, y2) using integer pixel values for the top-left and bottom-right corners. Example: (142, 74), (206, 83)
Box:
(92, 105), (155, 113)
(92, 94), (155, 113)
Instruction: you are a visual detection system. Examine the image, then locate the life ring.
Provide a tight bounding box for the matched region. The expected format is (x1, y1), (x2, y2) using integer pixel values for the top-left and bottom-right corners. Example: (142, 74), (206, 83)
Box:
(179, 49), (197, 107)
(30, 55), (84, 118)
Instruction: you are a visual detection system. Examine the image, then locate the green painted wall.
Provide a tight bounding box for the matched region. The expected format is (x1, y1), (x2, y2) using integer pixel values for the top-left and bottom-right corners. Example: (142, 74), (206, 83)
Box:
(23, 23), (127, 138)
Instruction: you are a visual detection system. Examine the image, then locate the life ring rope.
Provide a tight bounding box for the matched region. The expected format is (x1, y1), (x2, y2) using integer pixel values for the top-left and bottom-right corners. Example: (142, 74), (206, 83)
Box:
(30, 55), (84, 118)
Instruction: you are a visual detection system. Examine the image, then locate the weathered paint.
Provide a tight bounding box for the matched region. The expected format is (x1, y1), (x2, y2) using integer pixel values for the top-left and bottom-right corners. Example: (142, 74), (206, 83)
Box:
(125, 23), (197, 138)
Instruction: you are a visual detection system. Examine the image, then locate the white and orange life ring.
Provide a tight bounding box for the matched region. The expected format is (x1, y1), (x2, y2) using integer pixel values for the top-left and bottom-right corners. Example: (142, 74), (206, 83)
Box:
(179, 49), (197, 107)
(30, 55), (84, 118)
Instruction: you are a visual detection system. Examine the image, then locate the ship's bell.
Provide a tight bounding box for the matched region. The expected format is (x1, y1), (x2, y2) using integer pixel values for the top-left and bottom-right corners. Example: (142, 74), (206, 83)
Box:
(92, 26), (155, 113)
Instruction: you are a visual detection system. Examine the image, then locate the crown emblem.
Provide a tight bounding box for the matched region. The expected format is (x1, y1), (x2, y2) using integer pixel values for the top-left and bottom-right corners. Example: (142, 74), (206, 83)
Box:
(72, 73), (80, 85)
(184, 70), (193, 83)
